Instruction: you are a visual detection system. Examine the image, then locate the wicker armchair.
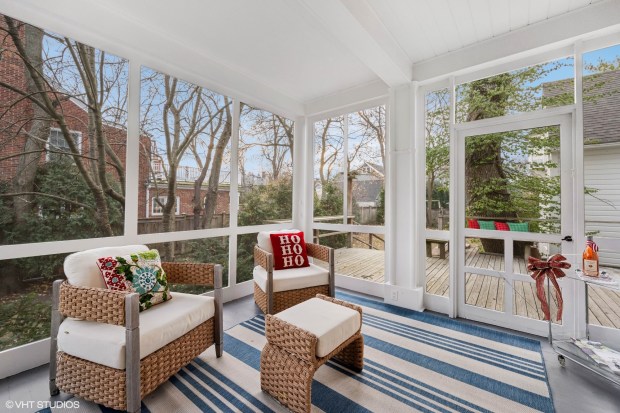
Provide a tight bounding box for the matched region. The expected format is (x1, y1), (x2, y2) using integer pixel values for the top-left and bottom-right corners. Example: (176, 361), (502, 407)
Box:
(253, 231), (335, 314)
(49, 245), (223, 413)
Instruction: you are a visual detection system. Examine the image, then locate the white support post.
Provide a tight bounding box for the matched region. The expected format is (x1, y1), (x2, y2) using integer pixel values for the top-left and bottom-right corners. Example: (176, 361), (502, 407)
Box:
(413, 81), (425, 292)
(342, 115), (349, 226)
(229, 100), (241, 288)
(305, 119), (315, 237)
(384, 84), (422, 311)
(124, 61), (141, 242)
(448, 76), (458, 319)
(574, 40), (587, 339)
(292, 116), (307, 233)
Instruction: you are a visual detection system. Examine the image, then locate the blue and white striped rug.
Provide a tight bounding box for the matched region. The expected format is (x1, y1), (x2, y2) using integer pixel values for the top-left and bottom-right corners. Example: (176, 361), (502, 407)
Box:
(44, 292), (554, 412)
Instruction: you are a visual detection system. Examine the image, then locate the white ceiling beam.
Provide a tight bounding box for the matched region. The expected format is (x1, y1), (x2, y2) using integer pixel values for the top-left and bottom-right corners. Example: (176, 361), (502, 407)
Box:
(298, 0), (412, 87)
(305, 79), (389, 118)
(412, 0), (620, 82)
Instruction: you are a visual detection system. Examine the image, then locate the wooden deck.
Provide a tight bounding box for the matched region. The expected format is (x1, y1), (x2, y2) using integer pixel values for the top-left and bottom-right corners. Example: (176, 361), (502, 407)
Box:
(319, 246), (620, 329)
(332, 248), (386, 283)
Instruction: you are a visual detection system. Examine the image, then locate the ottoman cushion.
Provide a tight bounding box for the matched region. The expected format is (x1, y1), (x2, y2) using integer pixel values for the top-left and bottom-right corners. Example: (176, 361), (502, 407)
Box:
(274, 297), (361, 357)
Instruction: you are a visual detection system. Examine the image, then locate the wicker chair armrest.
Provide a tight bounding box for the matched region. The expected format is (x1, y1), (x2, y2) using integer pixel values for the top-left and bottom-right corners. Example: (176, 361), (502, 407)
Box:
(306, 243), (331, 263)
(265, 314), (317, 363)
(162, 262), (218, 286)
(254, 245), (273, 271)
(58, 281), (128, 326)
(316, 294), (362, 321)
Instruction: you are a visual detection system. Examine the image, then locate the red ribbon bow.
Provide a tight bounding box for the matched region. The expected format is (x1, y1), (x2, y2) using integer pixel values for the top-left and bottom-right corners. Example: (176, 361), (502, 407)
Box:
(527, 254), (571, 321)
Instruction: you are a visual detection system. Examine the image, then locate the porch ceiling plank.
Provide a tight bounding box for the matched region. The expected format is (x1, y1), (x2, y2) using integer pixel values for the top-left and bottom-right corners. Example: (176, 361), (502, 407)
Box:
(412, 0), (620, 82)
(447, 0), (479, 47)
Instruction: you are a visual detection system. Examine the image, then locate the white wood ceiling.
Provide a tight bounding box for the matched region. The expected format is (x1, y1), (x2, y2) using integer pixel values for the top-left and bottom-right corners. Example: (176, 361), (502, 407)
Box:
(0, 0), (614, 114)
(368, 0), (605, 64)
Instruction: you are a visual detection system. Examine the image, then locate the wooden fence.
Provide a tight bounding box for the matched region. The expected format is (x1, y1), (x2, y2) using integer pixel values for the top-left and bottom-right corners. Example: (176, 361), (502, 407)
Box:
(138, 213), (230, 233)
(356, 206), (378, 225)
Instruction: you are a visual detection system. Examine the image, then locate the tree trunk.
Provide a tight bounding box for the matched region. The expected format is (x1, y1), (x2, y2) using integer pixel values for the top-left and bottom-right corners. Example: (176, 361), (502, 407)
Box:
(464, 75), (515, 254)
(161, 170), (177, 259)
(192, 165), (210, 230)
(12, 24), (49, 224)
(203, 120), (231, 229)
(192, 135), (214, 230)
(426, 176), (434, 229)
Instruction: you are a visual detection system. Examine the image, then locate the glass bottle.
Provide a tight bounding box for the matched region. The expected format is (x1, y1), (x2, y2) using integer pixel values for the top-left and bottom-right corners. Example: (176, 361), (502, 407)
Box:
(582, 235), (599, 277)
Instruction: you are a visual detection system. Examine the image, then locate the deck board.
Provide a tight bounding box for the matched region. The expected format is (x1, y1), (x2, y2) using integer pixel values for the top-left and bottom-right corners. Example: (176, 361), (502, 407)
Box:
(317, 245), (620, 330)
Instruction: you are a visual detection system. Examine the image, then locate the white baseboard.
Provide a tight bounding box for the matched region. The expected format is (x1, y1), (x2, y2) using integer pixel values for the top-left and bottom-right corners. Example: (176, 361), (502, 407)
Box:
(221, 281), (254, 302)
(384, 285), (424, 312)
(335, 275), (384, 298)
(0, 338), (50, 380)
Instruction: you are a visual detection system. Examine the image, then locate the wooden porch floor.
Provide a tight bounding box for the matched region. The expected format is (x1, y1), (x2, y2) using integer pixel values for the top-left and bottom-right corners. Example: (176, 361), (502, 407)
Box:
(320, 246), (620, 329)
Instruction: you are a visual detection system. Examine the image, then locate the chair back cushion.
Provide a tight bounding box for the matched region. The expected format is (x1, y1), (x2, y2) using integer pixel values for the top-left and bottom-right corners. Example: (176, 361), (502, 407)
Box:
(467, 219), (480, 229)
(494, 221), (510, 231)
(508, 222), (529, 232)
(257, 229), (302, 253)
(270, 232), (310, 270)
(64, 245), (149, 288)
(478, 220), (495, 230)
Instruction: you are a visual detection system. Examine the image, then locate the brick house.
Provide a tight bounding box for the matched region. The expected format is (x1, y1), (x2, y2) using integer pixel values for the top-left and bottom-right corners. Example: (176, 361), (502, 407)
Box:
(0, 20), (230, 229)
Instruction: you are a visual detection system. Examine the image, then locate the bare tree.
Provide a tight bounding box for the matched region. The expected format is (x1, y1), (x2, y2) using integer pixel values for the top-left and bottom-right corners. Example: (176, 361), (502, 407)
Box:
(141, 69), (235, 256)
(238, 104), (293, 182)
(351, 106), (386, 169)
(424, 90), (450, 227)
(0, 17), (128, 236)
(315, 117), (344, 185)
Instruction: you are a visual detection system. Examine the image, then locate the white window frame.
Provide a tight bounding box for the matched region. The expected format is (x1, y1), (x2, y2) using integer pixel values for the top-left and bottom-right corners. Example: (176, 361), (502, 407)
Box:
(45, 128), (82, 161)
(151, 195), (180, 216)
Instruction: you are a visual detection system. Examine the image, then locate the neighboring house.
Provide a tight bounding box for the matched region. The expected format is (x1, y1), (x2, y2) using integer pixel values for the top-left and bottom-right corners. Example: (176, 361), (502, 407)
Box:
(322, 161), (384, 224)
(144, 141), (231, 221)
(0, 24), (231, 230)
(350, 162), (384, 208)
(544, 69), (620, 266)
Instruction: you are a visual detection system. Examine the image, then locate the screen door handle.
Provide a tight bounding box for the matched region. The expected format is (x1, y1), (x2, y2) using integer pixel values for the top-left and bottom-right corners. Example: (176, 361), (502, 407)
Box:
(561, 235), (573, 242)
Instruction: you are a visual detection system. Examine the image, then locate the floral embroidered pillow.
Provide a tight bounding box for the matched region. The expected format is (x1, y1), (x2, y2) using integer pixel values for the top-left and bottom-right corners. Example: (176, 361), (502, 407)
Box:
(96, 249), (171, 311)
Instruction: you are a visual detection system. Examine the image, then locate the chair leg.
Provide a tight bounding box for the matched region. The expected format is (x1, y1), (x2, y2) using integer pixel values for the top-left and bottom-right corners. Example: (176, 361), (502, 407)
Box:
(127, 403), (141, 413)
(49, 280), (63, 396)
(215, 268), (224, 358)
(333, 335), (364, 372)
(328, 248), (335, 297)
(261, 343), (314, 413)
(125, 294), (141, 413)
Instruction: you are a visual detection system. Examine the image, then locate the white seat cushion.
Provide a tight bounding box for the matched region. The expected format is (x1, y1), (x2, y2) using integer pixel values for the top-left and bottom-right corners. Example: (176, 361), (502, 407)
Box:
(274, 298), (361, 357)
(257, 229), (302, 254)
(57, 293), (215, 369)
(64, 245), (149, 288)
(253, 263), (328, 293)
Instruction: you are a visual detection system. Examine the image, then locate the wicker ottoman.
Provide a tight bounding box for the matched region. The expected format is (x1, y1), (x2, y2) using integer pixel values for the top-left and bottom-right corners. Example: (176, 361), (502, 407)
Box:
(260, 294), (363, 413)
